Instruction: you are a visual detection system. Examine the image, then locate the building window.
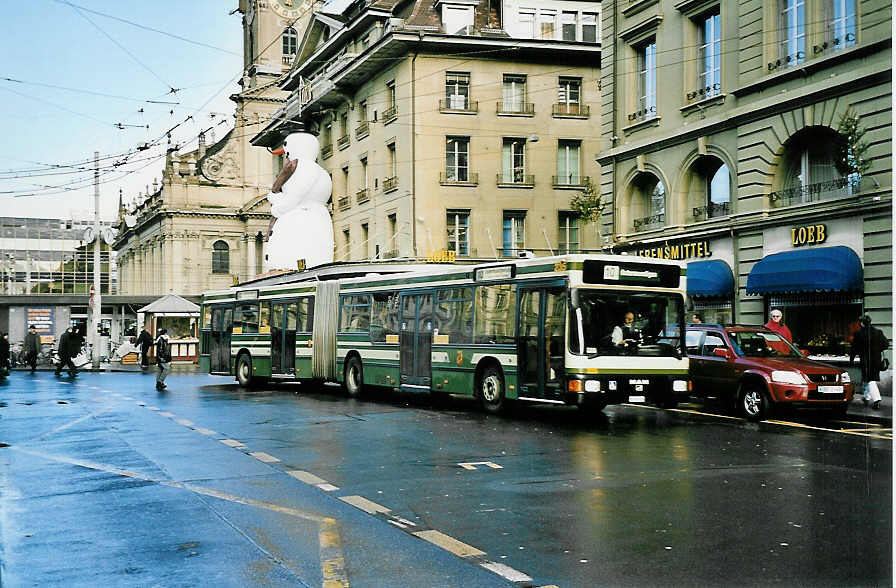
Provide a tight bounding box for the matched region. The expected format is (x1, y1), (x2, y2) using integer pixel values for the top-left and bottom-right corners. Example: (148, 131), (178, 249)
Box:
(630, 173), (665, 231)
(689, 156), (731, 220)
(519, 10), (535, 38)
(780, 0), (806, 65)
(384, 81), (397, 122)
(637, 40), (657, 119)
(502, 74), (527, 113)
(502, 138), (527, 183)
(446, 136), (470, 182)
(582, 12), (598, 43)
(558, 212), (579, 254)
(442, 5), (474, 35)
(562, 12), (577, 41)
(556, 140), (581, 185)
(447, 209), (470, 256)
(387, 213), (397, 256)
(361, 223), (369, 258)
(445, 72), (470, 109)
(342, 229), (351, 260)
(828, 0), (856, 49)
(698, 10), (721, 98)
(502, 212), (526, 256)
(212, 240), (229, 274)
(773, 128), (852, 206)
(555, 77), (583, 116)
(282, 27), (298, 57)
(539, 10), (556, 40)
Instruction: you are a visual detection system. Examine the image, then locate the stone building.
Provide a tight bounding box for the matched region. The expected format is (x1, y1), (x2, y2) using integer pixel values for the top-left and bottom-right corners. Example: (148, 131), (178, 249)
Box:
(596, 0), (891, 358)
(112, 0), (321, 295)
(252, 0), (603, 261)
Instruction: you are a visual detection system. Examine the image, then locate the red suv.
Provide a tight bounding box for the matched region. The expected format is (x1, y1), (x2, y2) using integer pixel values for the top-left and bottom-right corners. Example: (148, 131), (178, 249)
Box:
(686, 325), (854, 421)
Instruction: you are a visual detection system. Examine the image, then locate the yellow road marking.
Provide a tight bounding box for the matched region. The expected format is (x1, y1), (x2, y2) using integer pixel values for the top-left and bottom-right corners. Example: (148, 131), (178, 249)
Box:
(412, 530), (485, 557)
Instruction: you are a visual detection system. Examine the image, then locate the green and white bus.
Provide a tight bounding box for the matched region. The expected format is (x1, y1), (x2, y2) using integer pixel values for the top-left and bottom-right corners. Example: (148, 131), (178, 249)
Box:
(200, 254), (689, 412)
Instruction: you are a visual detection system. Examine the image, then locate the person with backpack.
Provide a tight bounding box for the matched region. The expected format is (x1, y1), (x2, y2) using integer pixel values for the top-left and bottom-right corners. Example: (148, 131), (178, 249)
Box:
(850, 314), (890, 410)
(155, 329), (172, 390)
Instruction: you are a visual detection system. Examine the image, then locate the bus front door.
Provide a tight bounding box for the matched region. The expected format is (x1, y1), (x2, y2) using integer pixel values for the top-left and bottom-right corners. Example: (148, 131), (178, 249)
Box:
(517, 286), (565, 399)
(210, 306), (233, 374)
(271, 302), (297, 376)
(399, 292), (433, 389)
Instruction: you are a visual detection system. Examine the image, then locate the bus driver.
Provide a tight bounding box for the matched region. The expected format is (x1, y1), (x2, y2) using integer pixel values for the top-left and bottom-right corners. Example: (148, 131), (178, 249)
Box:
(612, 311), (642, 349)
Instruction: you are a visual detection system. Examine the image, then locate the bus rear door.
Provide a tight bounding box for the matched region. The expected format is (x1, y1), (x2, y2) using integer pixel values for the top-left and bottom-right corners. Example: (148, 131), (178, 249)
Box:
(210, 305), (233, 374)
(271, 302), (297, 376)
(399, 292), (434, 390)
(517, 285), (566, 400)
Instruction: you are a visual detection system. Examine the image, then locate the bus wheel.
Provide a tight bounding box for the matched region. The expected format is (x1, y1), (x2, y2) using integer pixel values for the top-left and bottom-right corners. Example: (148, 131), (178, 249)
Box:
(344, 356), (364, 398)
(236, 353), (253, 388)
(478, 365), (505, 414)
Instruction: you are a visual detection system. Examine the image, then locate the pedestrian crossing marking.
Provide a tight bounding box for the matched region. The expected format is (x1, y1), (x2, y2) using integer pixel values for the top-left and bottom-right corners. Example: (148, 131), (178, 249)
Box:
(458, 461), (503, 470)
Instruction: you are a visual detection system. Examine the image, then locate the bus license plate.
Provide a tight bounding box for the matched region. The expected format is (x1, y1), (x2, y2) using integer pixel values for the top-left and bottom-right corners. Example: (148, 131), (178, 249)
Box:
(818, 385), (843, 394)
(628, 395), (646, 403)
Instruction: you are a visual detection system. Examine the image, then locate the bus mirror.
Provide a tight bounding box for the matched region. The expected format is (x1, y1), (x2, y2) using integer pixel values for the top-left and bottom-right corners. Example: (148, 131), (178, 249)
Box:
(569, 289), (579, 309)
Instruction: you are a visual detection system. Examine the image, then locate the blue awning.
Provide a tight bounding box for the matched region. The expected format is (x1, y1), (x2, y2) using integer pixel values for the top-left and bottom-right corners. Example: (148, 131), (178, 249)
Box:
(687, 260), (735, 298)
(746, 246), (863, 295)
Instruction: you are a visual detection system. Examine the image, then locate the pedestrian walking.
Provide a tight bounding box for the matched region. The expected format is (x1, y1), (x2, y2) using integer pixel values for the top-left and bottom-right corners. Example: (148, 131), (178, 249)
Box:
(155, 329), (172, 391)
(0, 333), (10, 377)
(850, 315), (889, 410)
(764, 308), (793, 342)
(54, 326), (77, 377)
(136, 327), (153, 368)
(23, 324), (41, 373)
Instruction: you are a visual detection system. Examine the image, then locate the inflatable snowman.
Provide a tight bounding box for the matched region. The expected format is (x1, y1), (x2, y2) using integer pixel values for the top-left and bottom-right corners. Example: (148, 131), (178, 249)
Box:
(263, 132), (334, 271)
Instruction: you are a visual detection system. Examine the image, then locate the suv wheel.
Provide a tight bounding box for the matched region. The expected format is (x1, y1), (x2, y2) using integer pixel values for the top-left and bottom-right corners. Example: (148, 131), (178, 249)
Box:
(739, 385), (769, 421)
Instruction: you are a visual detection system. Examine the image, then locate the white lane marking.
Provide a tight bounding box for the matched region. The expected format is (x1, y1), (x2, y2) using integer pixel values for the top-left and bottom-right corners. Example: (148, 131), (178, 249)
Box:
(288, 470), (327, 485)
(159, 411), (174, 418)
(412, 530), (485, 557)
(194, 428), (219, 436)
(148, 406), (159, 411)
(249, 451), (280, 463)
(480, 561), (533, 583)
(175, 419), (194, 427)
(220, 439), (246, 448)
(391, 516), (417, 527)
(458, 461), (503, 470)
(339, 495), (391, 514)
(317, 483), (340, 492)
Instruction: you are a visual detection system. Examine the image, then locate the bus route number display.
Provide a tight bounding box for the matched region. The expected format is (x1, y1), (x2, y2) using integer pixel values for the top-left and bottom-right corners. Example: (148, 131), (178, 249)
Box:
(584, 260), (680, 288)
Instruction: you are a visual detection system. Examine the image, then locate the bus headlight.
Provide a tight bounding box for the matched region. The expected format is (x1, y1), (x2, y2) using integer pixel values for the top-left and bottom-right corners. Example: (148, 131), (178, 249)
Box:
(608, 380), (617, 391)
(584, 380), (600, 392)
(771, 370), (806, 385)
(672, 380), (688, 392)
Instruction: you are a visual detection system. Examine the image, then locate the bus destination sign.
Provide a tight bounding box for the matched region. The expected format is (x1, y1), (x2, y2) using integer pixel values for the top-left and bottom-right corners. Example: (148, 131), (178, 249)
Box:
(584, 260), (680, 288)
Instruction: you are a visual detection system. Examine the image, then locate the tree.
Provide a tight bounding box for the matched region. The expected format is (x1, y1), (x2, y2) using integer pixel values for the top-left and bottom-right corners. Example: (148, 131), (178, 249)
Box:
(569, 181), (607, 250)
(834, 109), (871, 183)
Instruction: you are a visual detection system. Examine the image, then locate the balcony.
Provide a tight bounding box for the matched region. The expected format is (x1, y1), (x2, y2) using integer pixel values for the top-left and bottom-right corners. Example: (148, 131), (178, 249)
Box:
(282, 54), (295, 66)
(497, 172), (535, 187)
(552, 175), (591, 189)
(552, 103), (590, 118)
(320, 144), (334, 159)
(337, 134), (350, 150)
(692, 201), (730, 220)
(337, 196), (351, 211)
(632, 213), (665, 231)
(383, 176), (398, 192)
(439, 98), (478, 114)
(439, 171), (478, 186)
(497, 102), (535, 116)
(356, 188), (370, 204)
(383, 106), (397, 124)
(355, 121), (369, 140)
(769, 177), (858, 207)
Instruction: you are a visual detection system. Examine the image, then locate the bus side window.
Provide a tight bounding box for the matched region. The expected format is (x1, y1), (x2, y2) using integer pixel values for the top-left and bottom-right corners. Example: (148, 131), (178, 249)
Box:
(370, 293), (390, 342)
(339, 295), (371, 333)
(474, 284), (516, 344)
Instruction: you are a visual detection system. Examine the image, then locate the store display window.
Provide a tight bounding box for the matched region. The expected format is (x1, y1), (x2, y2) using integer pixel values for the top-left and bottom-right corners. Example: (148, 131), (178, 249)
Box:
(768, 294), (862, 358)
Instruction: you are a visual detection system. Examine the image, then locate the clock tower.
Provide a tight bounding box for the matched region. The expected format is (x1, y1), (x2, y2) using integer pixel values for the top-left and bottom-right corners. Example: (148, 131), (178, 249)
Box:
(239, 0), (317, 91)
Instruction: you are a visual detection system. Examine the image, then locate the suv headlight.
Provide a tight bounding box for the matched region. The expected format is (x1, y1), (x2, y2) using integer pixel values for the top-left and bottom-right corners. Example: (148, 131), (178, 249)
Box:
(840, 371), (851, 383)
(771, 370), (806, 385)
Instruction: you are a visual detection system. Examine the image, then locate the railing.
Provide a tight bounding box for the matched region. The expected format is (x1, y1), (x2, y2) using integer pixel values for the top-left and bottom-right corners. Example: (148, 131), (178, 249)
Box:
(552, 103), (589, 117)
(692, 201), (729, 220)
(497, 173), (535, 187)
(282, 55), (295, 66)
(356, 188), (370, 204)
(632, 213), (665, 230)
(320, 144), (333, 159)
(497, 102), (535, 115)
(383, 176), (398, 192)
(382, 249), (399, 259)
(769, 177), (858, 206)
(440, 171), (478, 185)
(355, 121), (369, 139)
(337, 196), (351, 211)
(382, 106), (397, 123)
(337, 134), (350, 149)
(439, 98), (478, 113)
(552, 175), (591, 188)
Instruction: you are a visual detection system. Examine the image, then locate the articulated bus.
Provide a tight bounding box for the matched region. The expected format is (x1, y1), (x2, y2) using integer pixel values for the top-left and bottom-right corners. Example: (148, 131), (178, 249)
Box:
(200, 254), (689, 412)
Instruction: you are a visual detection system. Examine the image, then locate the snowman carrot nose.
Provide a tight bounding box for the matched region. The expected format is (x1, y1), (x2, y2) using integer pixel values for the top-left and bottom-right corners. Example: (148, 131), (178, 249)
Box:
(271, 146), (285, 156)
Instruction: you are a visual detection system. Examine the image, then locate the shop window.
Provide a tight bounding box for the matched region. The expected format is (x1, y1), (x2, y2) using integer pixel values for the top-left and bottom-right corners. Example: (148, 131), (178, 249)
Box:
(689, 156), (731, 221)
(211, 240), (229, 274)
(446, 209), (470, 256)
(629, 173), (665, 232)
(771, 128), (852, 206)
(502, 211), (526, 256)
(768, 295), (863, 358)
(558, 212), (579, 254)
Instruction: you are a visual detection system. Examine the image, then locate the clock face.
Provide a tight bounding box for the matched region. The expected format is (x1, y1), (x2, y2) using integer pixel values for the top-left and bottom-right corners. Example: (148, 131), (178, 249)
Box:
(271, 0), (311, 19)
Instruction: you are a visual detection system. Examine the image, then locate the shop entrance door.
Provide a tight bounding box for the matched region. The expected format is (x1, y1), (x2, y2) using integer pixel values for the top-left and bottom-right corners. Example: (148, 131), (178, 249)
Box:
(271, 302), (297, 376)
(210, 306), (232, 374)
(399, 292), (434, 389)
(517, 285), (565, 399)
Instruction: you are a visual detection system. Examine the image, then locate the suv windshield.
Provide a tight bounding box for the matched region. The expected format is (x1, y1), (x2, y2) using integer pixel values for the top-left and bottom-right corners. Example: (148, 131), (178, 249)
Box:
(569, 290), (684, 357)
(729, 330), (802, 358)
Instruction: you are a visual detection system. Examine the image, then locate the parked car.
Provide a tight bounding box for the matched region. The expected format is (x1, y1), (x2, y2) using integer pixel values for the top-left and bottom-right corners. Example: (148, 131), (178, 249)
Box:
(686, 324), (854, 421)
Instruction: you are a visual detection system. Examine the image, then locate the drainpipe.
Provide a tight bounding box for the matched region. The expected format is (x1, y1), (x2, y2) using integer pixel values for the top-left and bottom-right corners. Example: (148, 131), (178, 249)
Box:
(411, 40), (420, 258)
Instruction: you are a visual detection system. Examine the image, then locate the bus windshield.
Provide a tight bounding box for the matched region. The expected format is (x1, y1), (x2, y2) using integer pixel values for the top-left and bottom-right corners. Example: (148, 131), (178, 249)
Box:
(569, 290), (684, 357)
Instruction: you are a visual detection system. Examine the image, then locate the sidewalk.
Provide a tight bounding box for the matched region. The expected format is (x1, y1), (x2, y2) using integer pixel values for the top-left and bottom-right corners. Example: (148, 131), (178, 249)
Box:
(845, 393), (892, 425)
(12, 362), (202, 374)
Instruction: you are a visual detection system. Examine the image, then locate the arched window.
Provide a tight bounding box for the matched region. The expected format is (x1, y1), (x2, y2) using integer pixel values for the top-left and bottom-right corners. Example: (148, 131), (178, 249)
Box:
(282, 27), (298, 57)
(212, 240), (229, 274)
(688, 156), (731, 220)
(631, 172), (665, 231)
(774, 128), (849, 206)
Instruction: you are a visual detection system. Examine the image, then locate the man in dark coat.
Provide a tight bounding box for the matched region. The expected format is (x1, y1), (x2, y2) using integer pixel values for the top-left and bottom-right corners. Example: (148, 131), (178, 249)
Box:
(0, 333), (10, 376)
(55, 327), (77, 377)
(155, 329), (172, 391)
(850, 315), (889, 410)
(136, 327), (153, 368)
(23, 325), (41, 373)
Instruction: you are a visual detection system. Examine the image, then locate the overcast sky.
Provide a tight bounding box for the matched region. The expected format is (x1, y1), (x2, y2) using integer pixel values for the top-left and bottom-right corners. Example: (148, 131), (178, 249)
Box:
(1, 1), (247, 222)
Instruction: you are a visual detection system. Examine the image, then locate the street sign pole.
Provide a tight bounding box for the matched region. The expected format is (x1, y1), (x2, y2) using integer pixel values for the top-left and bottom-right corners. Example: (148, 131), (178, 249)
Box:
(92, 151), (101, 369)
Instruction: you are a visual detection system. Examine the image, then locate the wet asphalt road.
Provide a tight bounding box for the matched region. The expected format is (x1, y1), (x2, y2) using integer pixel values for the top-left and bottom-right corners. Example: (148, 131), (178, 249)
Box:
(0, 371), (891, 587)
